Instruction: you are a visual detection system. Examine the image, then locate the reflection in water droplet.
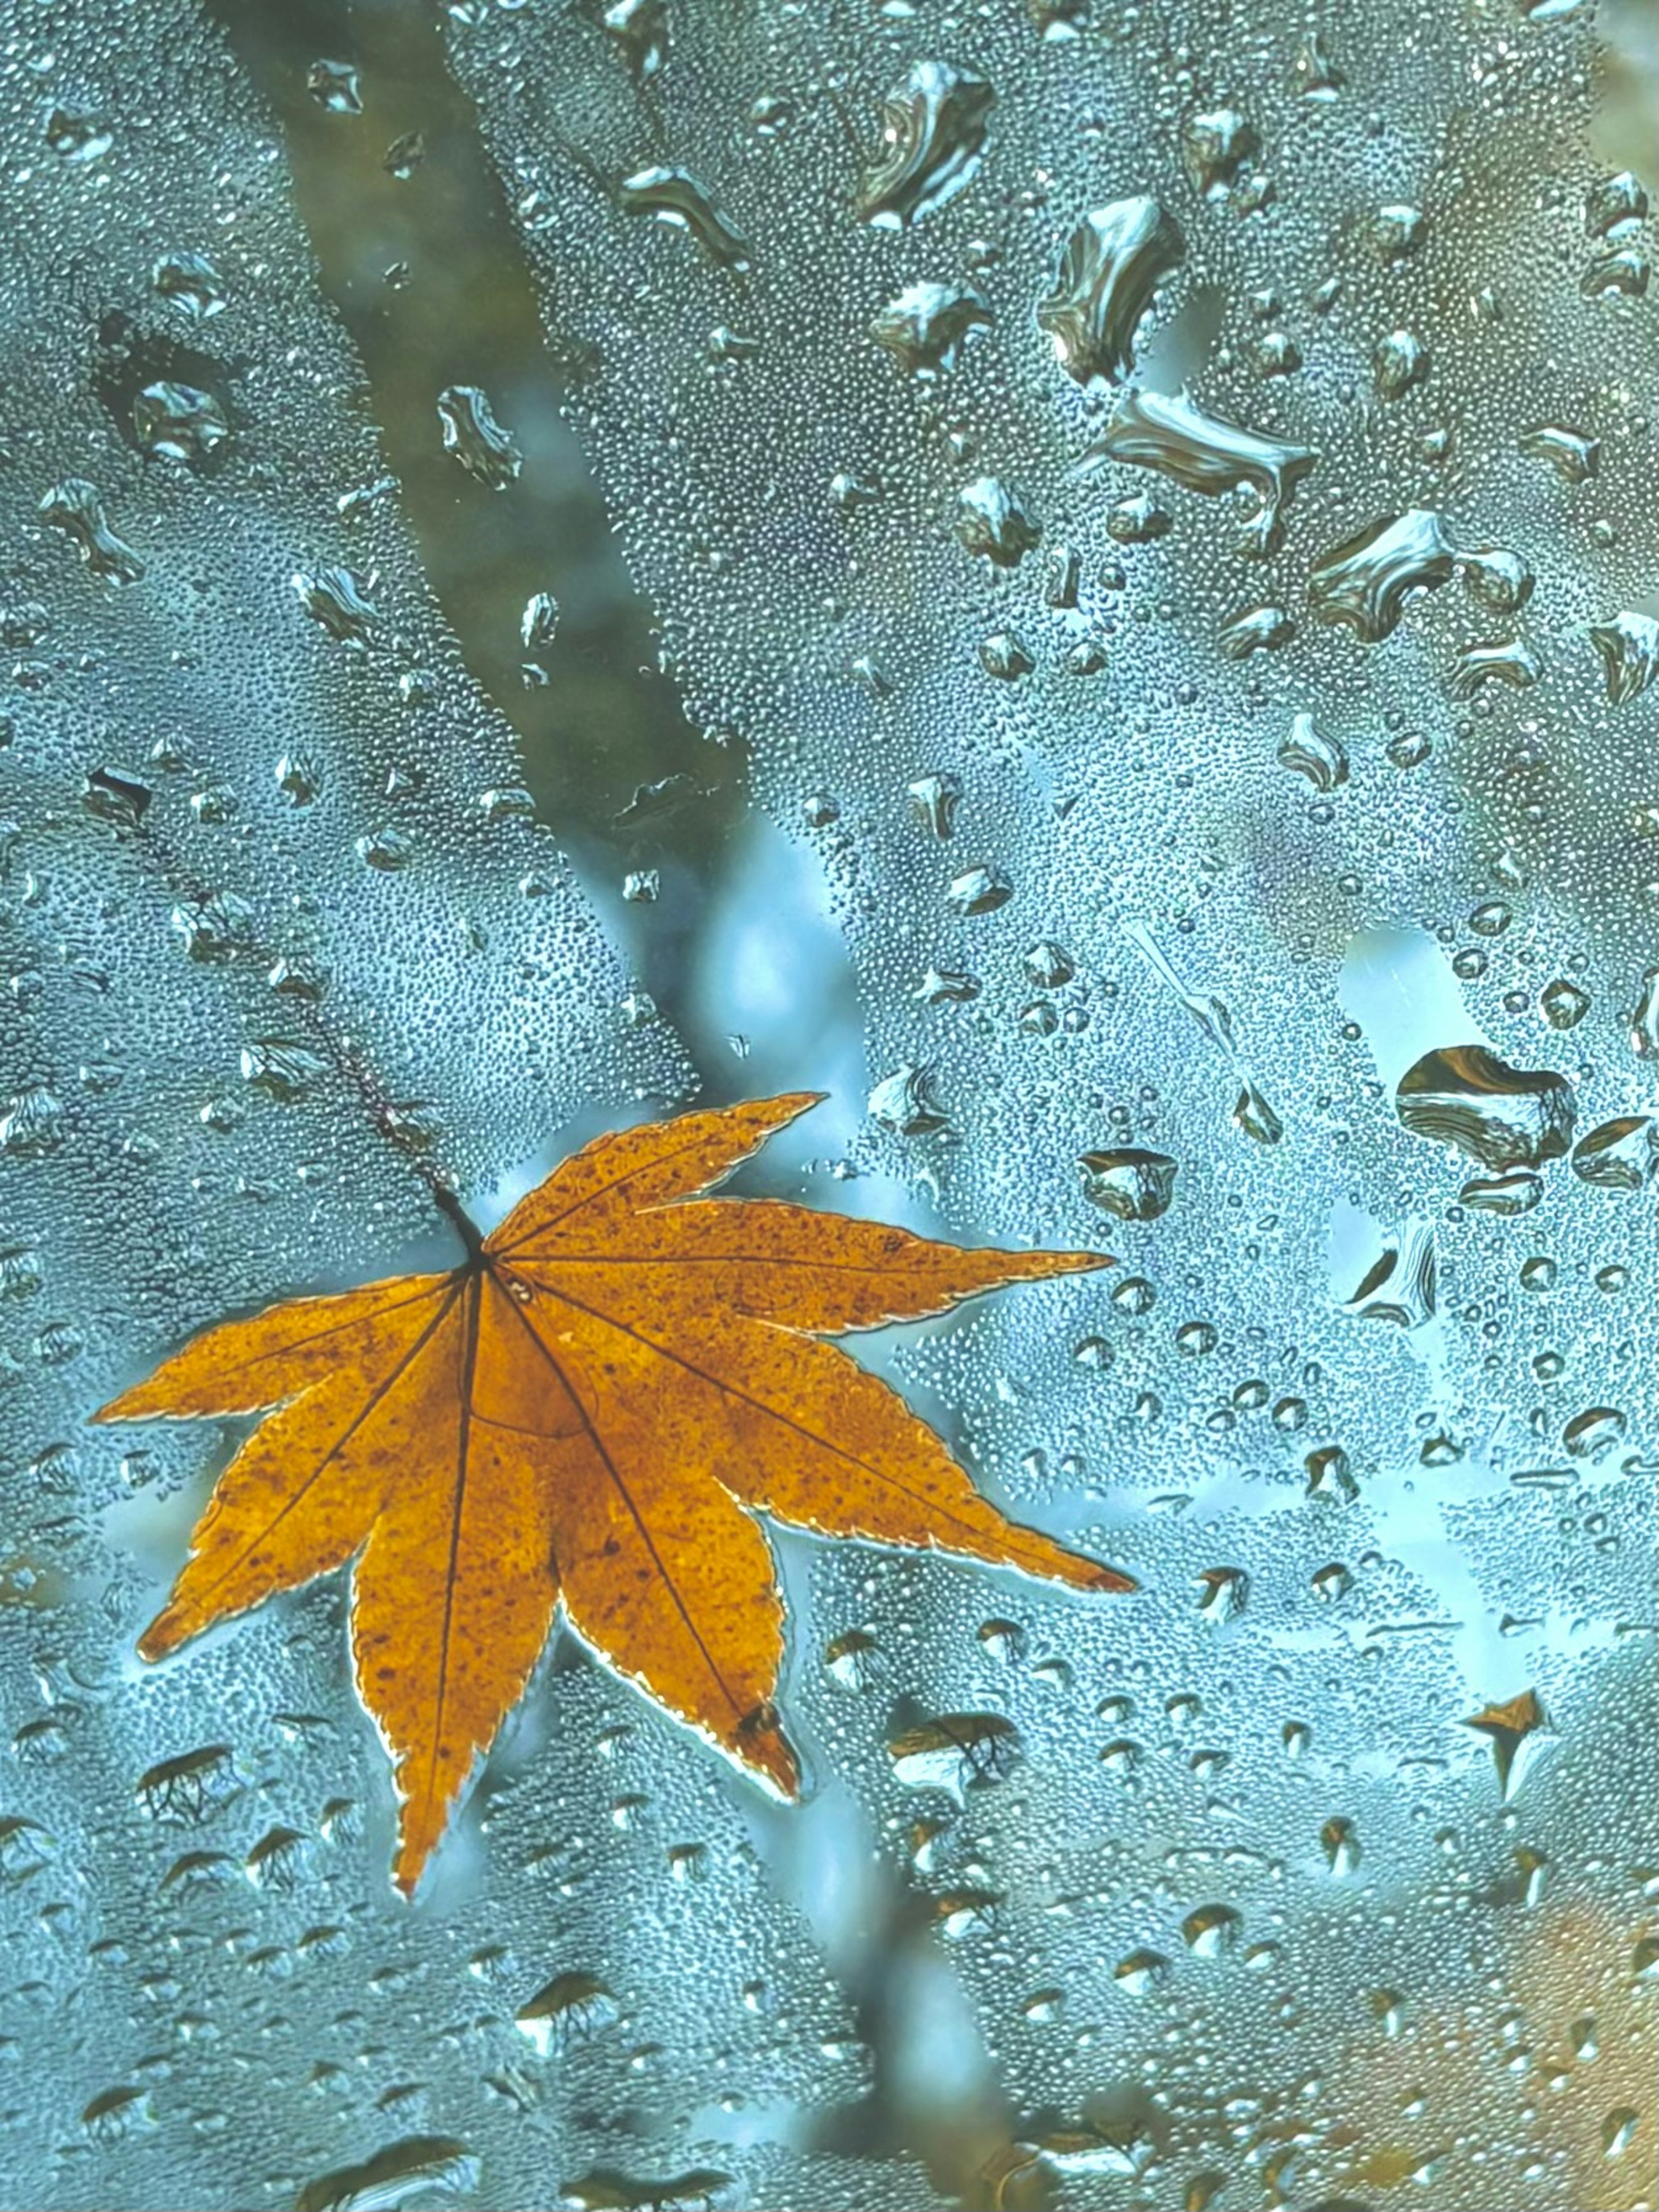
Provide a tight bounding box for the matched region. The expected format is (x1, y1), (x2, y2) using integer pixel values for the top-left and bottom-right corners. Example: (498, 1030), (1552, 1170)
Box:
(1588, 612), (1658, 704)
(1373, 328), (1428, 399)
(436, 384), (523, 489)
(1277, 713), (1347, 791)
(1518, 423), (1599, 484)
(946, 864), (1012, 916)
(1079, 1149), (1175, 1221)
(857, 62), (995, 229)
(1370, 202), (1429, 263)
(515, 1973), (620, 2056)
(619, 165), (751, 270)
(1038, 198), (1185, 385)
(1570, 1115), (1655, 1192)
(38, 478), (144, 583)
(870, 282), (992, 378)
(152, 249), (226, 319)
(888, 1712), (1020, 1805)
(1459, 1171), (1542, 1216)
(133, 380), (229, 464)
(1338, 1215), (1436, 1329)
(305, 59), (362, 115)
(1181, 108), (1258, 199)
(1465, 1689), (1552, 1801)
(956, 476), (1041, 567)
(293, 566), (376, 645)
(1395, 1044), (1576, 1172)
(1320, 1816), (1361, 1875)
(868, 1065), (945, 1136)
(1081, 389), (1316, 558)
(1308, 509), (1456, 642)
(1217, 603), (1294, 658)
(1195, 1566), (1248, 1624)
(1450, 638), (1542, 699)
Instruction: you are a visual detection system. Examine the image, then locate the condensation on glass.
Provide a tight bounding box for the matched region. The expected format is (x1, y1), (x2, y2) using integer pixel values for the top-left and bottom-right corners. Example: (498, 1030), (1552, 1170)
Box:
(1, 0), (1653, 2206)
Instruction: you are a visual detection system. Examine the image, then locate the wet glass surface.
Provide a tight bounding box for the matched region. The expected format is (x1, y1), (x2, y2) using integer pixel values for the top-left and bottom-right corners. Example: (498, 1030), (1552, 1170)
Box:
(0, 1), (1654, 2206)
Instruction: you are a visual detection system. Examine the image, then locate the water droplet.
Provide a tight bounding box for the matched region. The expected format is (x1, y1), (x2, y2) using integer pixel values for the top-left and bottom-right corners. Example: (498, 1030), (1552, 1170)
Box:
(1114, 1948), (1170, 1995)
(240, 1040), (329, 1101)
(172, 892), (257, 962)
(857, 62), (994, 228)
(132, 379), (229, 465)
(915, 967), (978, 1005)
(1182, 1904), (1241, 1957)
(1460, 1171), (1542, 1215)
(1466, 1690), (1551, 1801)
(1373, 328), (1428, 399)
(956, 477), (1041, 567)
(823, 1629), (882, 1692)
(356, 827), (414, 872)
(1588, 612), (1657, 705)
(1602, 2109), (1640, 2161)
(1182, 108), (1258, 200)
(1320, 1816), (1361, 1875)
(1570, 1116), (1655, 1192)
(618, 165), (750, 270)
(1460, 542), (1534, 616)
(888, 1712), (1019, 1804)
(516, 1972), (619, 2056)
(1106, 493), (1171, 544)
(520, 591), (560, 652)
(1293, 32), (1345, 98)
(1277, 713), (1347, 791)
(383, 130), (426, 181)
(152, 250), (226, 319)
(1451, 639), (1542, 699)
(293, 566), (376, 646)
(437, 385), (522, 489)
(869, 282), (992, 378)
(1540, 978), (1589, 1030)
(1305, 1446), (1356, 1501)
(1079, 1148), (1175, 1222)
(1081, 390), (1315, 559)
(979, 630), (1033, 680)
(43, 99), (111, 162)
(868, 1066), (944, 1136)
(1308, 508), (1455, 642)
(0, 1085), (66, 1158)
(306, 59), (362, 115)
(38, 478), (143, 584)
(946, 864), (1012, 917)
(1370, 202), (1429, 264)
(1395, 1044), (1576, 1172)
(245, 1823), (314, 1889)
(1038, 198), (1184, 385)
(1518, 424), (1599, 484)
(1217, 603), (1294, 658)
(82, 767), (152, 828)
(1195, 1565), (1248, 1624)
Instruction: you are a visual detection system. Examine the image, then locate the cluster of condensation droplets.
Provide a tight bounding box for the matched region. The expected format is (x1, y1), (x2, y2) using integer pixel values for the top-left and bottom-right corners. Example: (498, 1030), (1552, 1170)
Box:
(446, 2), (1656, 2207)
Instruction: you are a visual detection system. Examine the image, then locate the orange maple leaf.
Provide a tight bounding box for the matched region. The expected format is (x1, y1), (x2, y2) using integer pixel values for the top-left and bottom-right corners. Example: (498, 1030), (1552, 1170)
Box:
(96, 1094), (1131, 1893)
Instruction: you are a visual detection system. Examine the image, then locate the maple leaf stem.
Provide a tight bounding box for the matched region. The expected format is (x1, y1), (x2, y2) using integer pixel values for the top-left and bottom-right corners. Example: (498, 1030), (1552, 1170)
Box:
(428, 1179), (486, 1260)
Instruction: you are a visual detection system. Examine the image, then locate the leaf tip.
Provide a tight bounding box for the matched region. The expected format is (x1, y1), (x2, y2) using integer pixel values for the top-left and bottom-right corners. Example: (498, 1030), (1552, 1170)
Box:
(137, 1608), (188, 1662)
(89, 1384), (144, 1426)
(1048, 1248), (1116, 1275)
(766, 1089), (829, 1124)
(740, 1715), (803, 1800)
